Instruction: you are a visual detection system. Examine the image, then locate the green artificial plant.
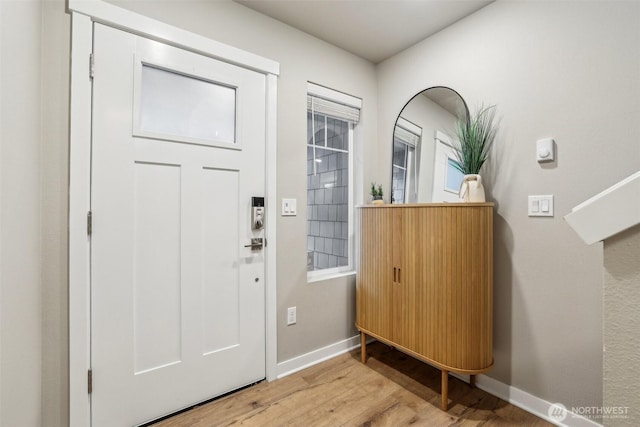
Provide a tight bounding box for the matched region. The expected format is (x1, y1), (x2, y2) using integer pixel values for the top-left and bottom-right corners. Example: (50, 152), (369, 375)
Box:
(451, 104), (499, 175)
(370, 182), (383, 199)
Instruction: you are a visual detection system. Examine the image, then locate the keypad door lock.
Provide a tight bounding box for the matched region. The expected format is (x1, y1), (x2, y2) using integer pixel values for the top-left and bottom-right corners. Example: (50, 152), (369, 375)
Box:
(251, 197), (265, 230)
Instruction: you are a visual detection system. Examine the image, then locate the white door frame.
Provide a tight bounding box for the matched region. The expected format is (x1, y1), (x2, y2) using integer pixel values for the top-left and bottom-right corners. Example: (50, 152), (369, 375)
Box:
(67, 2), (279, 425)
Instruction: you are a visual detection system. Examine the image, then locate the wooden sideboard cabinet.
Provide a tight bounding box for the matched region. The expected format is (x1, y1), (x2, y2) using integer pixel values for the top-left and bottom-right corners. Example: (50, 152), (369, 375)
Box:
(356, 203), (494, 411)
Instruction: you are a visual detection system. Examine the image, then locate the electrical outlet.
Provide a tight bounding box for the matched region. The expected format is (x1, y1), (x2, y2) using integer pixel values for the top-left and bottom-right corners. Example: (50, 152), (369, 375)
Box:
(287, 307), (297, 325)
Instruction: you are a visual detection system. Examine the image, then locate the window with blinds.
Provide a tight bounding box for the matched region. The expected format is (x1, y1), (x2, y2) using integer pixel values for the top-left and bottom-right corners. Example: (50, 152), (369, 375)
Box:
(392, 118), (421, 204)
(306, 83), (361, 278)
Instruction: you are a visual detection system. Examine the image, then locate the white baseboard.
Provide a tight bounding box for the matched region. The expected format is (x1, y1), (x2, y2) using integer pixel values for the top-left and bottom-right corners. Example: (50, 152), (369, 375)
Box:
(276, 337), (602, 427)
(453, 373), (602, 427)
(275, 335), (362, 379)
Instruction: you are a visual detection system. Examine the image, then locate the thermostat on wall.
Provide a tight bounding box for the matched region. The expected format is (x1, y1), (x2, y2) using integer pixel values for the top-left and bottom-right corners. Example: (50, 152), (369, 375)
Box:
(536, 138), (555, 163)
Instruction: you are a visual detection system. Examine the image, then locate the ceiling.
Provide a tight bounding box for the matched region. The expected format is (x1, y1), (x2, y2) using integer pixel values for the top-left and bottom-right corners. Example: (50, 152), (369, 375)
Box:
(234, 0), (494, 63)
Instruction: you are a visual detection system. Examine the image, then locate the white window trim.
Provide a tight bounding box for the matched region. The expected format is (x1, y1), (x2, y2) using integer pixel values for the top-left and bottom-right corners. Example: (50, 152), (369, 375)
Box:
(396, 116), (422, 136)
(307, 269), (356, 284)
(67, 2), (279, 426)
(306, 83), (359, 282)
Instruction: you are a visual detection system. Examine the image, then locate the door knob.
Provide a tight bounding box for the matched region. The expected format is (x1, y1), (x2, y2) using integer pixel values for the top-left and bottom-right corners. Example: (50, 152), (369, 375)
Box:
(244, 237), (263, 250)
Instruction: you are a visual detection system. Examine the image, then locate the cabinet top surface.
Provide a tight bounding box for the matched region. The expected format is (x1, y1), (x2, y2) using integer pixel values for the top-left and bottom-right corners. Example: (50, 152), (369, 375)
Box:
(357, 202), (495, 209)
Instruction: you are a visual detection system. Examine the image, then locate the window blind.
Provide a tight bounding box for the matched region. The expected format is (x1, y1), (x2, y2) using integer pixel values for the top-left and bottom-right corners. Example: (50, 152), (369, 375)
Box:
(394, 125), (420, 147)
(307, 95), (360, 124)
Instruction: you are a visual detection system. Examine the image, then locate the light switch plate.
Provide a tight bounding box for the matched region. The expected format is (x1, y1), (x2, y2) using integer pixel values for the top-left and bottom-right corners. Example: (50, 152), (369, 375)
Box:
(282, 198), (297, 216)
(287, 307), (297, 325)
(528, 195), (554, 217)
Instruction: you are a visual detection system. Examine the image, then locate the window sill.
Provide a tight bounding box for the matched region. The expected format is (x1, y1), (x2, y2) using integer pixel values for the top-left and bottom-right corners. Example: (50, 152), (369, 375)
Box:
(307, 269), (356, 284)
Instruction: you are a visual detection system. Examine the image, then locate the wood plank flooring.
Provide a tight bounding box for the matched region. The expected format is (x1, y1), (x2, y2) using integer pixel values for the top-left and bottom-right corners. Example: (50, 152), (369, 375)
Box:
(153, 342), (552, 426)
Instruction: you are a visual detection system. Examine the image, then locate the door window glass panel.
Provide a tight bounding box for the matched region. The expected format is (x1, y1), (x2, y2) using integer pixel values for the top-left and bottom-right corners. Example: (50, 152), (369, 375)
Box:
(445, 157), (465, 193)
(139, 65), (236, 143)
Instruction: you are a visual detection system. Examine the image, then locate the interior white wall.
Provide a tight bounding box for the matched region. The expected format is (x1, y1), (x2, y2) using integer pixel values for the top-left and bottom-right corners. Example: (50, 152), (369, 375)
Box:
(377, 0), (640, 414)
(0, 1), (43, 425)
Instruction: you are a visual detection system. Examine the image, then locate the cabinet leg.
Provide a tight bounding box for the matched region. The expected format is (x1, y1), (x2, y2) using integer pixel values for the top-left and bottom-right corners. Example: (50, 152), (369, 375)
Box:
(470, 374), (476, 388)
(441, 369), (449, 411)
(360, 331), (367, 364)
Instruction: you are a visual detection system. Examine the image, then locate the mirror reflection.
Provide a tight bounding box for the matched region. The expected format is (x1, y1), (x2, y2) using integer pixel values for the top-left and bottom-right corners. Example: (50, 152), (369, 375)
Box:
(391, 87), (468, 203)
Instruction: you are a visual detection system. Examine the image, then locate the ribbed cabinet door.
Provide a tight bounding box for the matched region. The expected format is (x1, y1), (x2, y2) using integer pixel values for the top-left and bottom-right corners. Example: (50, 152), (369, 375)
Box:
(397, 207), (443, 357)
(357, 208), (394, 339)
(393, 207), (417, 349)
(438, 206), (493, 370)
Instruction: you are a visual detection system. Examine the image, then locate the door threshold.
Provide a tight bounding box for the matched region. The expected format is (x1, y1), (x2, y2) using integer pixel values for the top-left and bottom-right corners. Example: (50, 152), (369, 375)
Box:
(140, 379), (266, 427)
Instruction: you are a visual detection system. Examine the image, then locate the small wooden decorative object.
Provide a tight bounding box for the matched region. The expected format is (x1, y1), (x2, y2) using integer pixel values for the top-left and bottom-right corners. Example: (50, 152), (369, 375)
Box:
(356, 203), (494, 411)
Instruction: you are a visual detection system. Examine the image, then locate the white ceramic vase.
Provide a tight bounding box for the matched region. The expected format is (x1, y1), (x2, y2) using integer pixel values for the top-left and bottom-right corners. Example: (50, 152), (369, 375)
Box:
(459, 174), (486, 202)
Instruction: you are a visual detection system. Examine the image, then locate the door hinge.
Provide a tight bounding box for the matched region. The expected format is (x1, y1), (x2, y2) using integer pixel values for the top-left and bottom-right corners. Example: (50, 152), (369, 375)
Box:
(88, 369), (93, 394)
(87, 211), (92, 236)
(264, 238), (267, 248)
(89, 53), (95, 79)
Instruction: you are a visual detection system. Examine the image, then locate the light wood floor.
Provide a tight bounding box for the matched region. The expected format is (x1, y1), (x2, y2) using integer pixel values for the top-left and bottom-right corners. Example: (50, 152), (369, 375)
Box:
(153, 342), (552, 426)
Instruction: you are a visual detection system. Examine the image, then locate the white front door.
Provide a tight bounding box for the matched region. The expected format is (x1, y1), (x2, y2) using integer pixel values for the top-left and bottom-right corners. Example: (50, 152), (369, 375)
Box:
(91, 23), (266, 426)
